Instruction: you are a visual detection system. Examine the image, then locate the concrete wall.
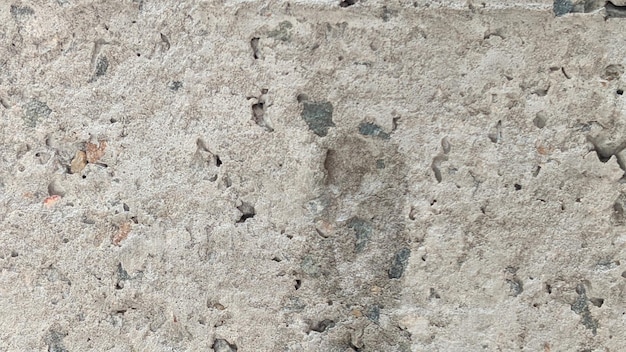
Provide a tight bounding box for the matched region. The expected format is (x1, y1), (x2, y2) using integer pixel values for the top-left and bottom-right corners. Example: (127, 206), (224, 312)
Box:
(1, 1), (625, 351)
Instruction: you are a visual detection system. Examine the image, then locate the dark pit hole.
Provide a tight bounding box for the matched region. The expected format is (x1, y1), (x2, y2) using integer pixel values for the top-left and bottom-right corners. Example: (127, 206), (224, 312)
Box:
(327, 300), (333, 305)
(251, 37), (261, 59)
(130, 216), (138, 224)
(123, 203), (130, 211)
(82, 175), (87, 179)
(545, 283), (552, 294)
(339, 0), (357, 7)
(295, 279), (302, 290)
(136, 53), (140, 57)
(421, 255), (426, 261)
(10, 251), (18, 257)
(110, 118), (117, 123)
(62, 238), (69, 243)
(533, 303), (539, 308)
(576, 198), (581, 202)
(236, 202), (255, 223)
(309, 319), (335, 333)
(272, 257), (281, 262)
(618, 89), (624, 95)
(430, 199), (436, 206)
(621, 271), (626, 278)
(296, 93), (309, 103)
(514, 183), (522, 191)
(35, 152), (40, 157)
(215, 155), (222, 167)
(590, 298), (604, 308)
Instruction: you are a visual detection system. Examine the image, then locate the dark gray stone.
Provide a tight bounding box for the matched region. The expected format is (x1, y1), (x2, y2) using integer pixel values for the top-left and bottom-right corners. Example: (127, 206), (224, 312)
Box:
(388, 247), (410, 279)
(358, 122), (390, 140)
(301, 101), (335, 137)
(347, 217), (372, 253)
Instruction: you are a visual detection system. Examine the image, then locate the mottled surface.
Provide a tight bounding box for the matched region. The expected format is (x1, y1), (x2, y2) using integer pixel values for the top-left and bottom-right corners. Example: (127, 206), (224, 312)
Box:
(1, 0), (626, 351)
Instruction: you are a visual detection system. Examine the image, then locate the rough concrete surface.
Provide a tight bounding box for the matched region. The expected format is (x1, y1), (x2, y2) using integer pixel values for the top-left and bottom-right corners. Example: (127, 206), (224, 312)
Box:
(2, 0), (626, 351)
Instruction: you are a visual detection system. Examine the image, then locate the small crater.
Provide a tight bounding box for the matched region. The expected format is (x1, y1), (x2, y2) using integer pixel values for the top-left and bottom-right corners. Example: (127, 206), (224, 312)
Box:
(251, 37), (261, 59)
(514, 183), (522, 191)
(618, 89), (624, 95)
(236, 202), (255, 223)
(603, 64), (624, 81)
(295, 279), (302, 290)
(48, 180), (66, 197)
(488, 120), (502, 143)
(309, 319), (335, 333)
(429, 288), (441, 299)
(590, 298), (604, 308)
(212, 338), (238, 352)
(339, 0), (357, 7)
(533, 112), (547, 129)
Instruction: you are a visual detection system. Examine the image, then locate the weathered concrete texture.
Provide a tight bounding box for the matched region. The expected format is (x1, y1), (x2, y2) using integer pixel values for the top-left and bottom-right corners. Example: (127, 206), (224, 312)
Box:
(1, 0), (626, 351)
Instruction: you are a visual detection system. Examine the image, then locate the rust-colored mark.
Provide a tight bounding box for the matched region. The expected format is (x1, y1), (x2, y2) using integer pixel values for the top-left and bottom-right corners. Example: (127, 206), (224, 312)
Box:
(43, 195), (61, 207)
(112, 222), (131, 246)
(86, 140), (107, 163)
(70, 150), (88, 174)
(543, 342), (550, 352)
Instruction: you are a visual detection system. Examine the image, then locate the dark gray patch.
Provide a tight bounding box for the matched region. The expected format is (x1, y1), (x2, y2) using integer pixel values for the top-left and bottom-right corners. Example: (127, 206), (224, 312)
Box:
(388, 247), (410, 279)
(95, 56), (108, 77)
(10, 5), (34, 20)
(268, 21), (293, 42)
(366, 305), (380, 323)
(507, 278), (524, 297)
(571, 284), (598, 335)
(358, 122), (390, 140)
(46, 330), (68, 352)
(23, 99), (51, 127)
(553, 0), (573, 16)
(381, 6), (398, 22)
(376, 159), (385, 169)
(168, 81), (183, 91)
(212, 338), (238, 352)
(283, 296), (306, 311)
(347, 217), (372, 253)
(301, 101), (335, 137)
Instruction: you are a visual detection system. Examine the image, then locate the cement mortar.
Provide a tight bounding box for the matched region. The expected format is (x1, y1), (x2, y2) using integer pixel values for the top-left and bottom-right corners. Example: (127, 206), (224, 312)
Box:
(1, 1), (625, 351)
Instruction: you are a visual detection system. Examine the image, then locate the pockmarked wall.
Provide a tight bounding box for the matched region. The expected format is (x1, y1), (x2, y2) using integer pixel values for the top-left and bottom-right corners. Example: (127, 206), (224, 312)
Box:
(1, 1), (625, 351)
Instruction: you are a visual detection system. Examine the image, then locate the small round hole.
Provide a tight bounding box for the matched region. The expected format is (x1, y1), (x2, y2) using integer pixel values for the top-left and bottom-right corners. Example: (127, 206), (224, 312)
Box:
(617, 89), (624, 95)
(514, 184), (522, 191)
